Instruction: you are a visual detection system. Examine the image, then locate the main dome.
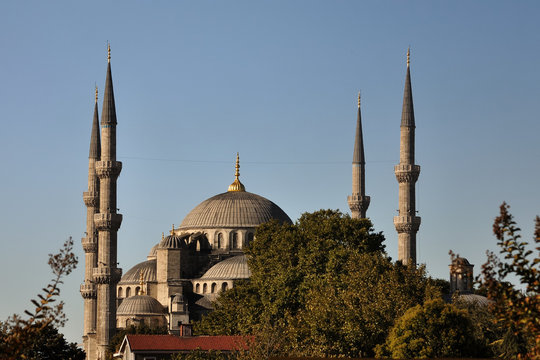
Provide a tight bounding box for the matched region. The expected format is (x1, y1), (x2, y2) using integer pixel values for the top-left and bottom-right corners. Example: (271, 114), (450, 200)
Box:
(179, 191), (292, 229)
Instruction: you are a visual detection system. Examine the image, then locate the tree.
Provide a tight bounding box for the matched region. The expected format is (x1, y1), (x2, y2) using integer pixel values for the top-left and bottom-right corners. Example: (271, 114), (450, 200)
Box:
(0, 238), (83, 360)
(377, 299), (481, 358)
(477, 202), (539, 359)
(196, 210), (440, 357)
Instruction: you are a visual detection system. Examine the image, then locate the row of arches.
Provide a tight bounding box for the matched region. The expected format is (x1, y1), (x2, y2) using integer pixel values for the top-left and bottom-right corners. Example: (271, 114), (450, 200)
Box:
(117, 286), (142, 298)
(213, 231), (254, 250)
(194, 281), (231, 294)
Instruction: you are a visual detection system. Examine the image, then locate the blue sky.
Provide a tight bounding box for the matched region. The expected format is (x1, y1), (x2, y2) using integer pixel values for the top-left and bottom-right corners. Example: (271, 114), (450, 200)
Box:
(1, 1), (539, 345)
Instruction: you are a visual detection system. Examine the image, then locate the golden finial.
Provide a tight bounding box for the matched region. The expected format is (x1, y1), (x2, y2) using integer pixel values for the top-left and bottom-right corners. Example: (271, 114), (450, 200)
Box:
(139, 271), (145, 295)
(95, 85), (98, 104)
(107, 43), (111, 63)
(407, 47), (410, 67)
(171, 224), (175, 234)
(162, 232), (164, 240)
(228, 152), (246, 192)
(357, 92), (361, 108)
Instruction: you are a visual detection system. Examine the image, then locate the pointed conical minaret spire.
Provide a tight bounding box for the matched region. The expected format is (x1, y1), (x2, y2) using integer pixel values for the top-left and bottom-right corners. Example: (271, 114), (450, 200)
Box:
(348, 92), (370, 218)
(81, 87), (101, 359)
(394, 48), (421, 265)
(228, 153), (246, 192)
(93, 44), (123, 360)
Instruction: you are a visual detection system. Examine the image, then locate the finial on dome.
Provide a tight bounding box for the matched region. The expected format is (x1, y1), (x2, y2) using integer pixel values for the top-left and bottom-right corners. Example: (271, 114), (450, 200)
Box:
(162, 232), (164, 240)
(139, 271), (145, 295)
(407, 47), (410, 67)
(171, 224), (175, 234)
(107, 42), (111, 63)
(358, 91), (361, 108)
(228, 152), (246, 192)
(95, 85), (98, 104)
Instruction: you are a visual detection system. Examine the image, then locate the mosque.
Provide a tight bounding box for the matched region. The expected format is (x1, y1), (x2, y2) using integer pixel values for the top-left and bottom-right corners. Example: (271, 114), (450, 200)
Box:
(80, 46), (424, 360)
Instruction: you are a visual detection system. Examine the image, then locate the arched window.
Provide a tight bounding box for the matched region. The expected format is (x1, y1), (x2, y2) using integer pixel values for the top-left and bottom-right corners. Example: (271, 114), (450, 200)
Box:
(126, 287), (131, 298)
(221, 282), (228, 292)
(211, 283), (217, 293)
(216, 233), (222, 249)
(230, 232), (238, 249)
(203, 283), (207, 294)
(118, 287), (123, 298)
(135, 286), (141, 296)
(195, 283), (200, 293)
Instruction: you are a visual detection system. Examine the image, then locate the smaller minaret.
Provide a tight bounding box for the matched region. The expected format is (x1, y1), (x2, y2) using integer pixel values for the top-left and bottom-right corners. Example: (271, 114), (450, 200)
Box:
(394, 48), (421, 265)
(81, 86), (100, 360)
(348, 93), (370, 218)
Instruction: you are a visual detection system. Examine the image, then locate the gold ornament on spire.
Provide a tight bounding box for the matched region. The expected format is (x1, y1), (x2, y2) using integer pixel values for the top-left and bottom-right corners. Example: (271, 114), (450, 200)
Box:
(139, 271), (145, 295)
(228, 152), (246, 192)
(162, 232), (164, 240)
(107, 43), (111, 63)
(95, 85), (98, 104)
(358, 91), (361, 108)
(171, 224), (175, 235)
(407, 47), (410, 67)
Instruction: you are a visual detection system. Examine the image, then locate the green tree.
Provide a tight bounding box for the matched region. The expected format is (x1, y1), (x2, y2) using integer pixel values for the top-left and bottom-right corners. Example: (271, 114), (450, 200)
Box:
(377, 299), (480, 358)
(196, 210), (440, 358)
(0, 238), (82, 360)
(477, 202), (539, 359)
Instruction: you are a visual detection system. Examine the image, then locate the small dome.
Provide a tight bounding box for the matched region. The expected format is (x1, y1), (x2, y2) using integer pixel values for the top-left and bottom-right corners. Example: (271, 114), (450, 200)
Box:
(456, 293), (490, 307)
(147, 243), (159, 260)
(452, 257), (472, 266)
(201, 255), (251, 280)
(119, 259), (156, 284)
(180, 191), (292, 230)
(172, 293), (185, 303)
(159, 234), (188, 249)
(117, 295), (165, 315)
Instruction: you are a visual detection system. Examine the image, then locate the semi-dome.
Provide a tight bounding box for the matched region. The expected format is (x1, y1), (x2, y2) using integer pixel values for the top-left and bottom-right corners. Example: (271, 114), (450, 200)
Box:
(117, 295), (165, 315)
(179, 191), (292, 229)
(201, 255), (251, 280)
(147, 243), (159, 260)
(118, 259), (156, 285)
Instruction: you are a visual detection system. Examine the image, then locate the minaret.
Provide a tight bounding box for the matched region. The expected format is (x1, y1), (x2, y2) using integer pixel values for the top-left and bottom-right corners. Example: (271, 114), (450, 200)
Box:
(93, 44), (123, 359)
(394, 48), (421, 265)
(347, 93), (370, 218)
(81, 86), (100, 359)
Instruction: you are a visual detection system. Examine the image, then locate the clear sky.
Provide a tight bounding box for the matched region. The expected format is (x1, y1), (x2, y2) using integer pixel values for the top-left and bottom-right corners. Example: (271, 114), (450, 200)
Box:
(1, 0), (539, 345)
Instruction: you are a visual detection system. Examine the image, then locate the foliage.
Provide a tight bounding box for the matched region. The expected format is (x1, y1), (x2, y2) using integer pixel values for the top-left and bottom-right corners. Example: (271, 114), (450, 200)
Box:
(106, 323), (168, 359)
(196, 210), (439, 358)
(477, 202), (540, 359)
(170, 349), (234, 360)
(0, 238), (81, 360)
(376, 299), (481, 358)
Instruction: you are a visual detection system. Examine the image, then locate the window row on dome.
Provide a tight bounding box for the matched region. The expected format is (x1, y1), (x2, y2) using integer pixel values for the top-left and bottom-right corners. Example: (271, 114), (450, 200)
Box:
(211, 230), (254, 251)
(193, 281), (232, 295)
(117, 286), (144, 298)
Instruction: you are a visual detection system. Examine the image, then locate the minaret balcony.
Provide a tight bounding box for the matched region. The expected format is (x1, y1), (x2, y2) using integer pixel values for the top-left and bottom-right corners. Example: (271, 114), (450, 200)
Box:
(394, 164), (420, 183)
(83, 191), (99, 207)
(92, 267), (122, 284)
(81, 236), (98, 253)
(94, 213), (123, 231)
(393, 215), (421, 233)
(347, 195), (371, 211)
(95, 160), (122, 178)
(80, 283), (97, 299)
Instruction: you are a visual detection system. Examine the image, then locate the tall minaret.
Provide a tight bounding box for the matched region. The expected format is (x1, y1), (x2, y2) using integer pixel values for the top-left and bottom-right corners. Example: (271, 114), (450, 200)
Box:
(347, 93), (370, 218)
(394, 48), (421, 265)
(93, 44), (123, 359)
(81, 86), (100, 359)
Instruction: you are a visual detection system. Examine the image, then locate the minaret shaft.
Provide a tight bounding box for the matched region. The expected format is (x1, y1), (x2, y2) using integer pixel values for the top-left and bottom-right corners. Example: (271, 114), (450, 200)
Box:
(394, 50), (421, 265)
(81, 96), (100, 359)
(93, 55), (122, 360)
(348, 93), (370, 218)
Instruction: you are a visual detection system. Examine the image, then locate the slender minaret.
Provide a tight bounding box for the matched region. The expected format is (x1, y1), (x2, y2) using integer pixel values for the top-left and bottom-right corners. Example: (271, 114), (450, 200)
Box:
(81, 86), (100, 359)
(394, 48), (421, 265)
(93, 44), (123, 359)
(347, 93), (370, 218)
